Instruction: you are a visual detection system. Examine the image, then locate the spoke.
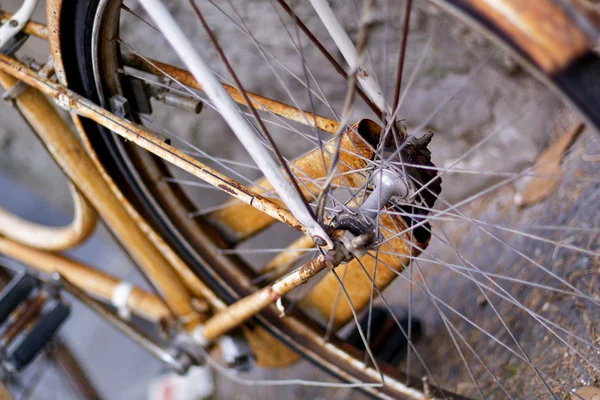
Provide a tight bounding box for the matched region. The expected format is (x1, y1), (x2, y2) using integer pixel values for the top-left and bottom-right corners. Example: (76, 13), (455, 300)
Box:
(430, 222), (555, 396)
(309, 0), (388, 114)
(410, 260), (489, 400)
(260, 235), (315, 275)
(373, 255), (591, 396)
(391, 0), (412, 114)
(400, 233), (600, 365)
(328, 267), (385, 385)
(123, 53), (340, 133)
(0, 54), (311, 235)
(188, 0), (319, 227)
(350, 257), (448, 396)
(273, 0), (382, 119)
(196, 249), (347, 344)
(137, 0), (334, 248)
(315, 0), (377, 223)
(302, 208), (415, 328)
(207, 121), (377, 242)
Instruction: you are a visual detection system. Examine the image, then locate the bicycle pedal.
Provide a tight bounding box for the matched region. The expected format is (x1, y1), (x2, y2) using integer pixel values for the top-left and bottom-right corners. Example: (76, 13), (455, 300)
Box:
(346, 307), (423, 365)
(0, 271), (71, 374)
(0, 272), (37, 325)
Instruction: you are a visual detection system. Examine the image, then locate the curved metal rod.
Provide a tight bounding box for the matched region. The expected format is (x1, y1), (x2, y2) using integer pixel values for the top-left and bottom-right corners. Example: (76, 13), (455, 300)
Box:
(0, 182), (97, 251)
(0, 70), (97, 251)
(0, 67), (201, 326)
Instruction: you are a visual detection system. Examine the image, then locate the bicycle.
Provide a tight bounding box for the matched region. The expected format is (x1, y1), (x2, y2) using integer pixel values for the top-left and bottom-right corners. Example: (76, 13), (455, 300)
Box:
(0, 0), (600, 398)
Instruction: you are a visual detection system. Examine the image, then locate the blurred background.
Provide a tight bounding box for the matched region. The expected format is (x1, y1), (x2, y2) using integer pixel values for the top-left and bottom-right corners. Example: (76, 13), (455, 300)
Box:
(1, 0), (599, 399)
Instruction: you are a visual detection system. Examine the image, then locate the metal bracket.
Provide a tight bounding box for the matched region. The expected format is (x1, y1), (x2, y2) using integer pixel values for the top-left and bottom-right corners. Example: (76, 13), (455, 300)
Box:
(109, 94), (132, 119)
(2, 57), (54, 106)
(330, 168), (411, 253)
(0, 33), (29, 105)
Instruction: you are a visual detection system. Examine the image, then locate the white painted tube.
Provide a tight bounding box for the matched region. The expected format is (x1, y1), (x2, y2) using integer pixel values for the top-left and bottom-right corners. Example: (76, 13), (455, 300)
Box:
(309, 0), (388, 114)
(138, 0), (332, 248)
(0, 0), (39, 49)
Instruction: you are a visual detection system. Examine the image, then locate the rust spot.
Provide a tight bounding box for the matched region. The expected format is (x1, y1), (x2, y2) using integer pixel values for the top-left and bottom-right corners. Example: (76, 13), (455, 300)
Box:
(357, 67), (369, 79)
(267, 286), (281, 301)
(299, 255), (327, 281)
(218, 183), (237, 196)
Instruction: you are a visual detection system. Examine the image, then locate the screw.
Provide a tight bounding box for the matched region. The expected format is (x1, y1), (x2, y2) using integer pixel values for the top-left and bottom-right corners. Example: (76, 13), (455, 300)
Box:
(312, 236), (326, 247)
(9, 20), (18, 27)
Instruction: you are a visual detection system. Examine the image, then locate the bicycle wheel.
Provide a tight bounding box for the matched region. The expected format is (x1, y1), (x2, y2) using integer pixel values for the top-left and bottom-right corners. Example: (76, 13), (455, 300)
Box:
(54, 0), (600, 398)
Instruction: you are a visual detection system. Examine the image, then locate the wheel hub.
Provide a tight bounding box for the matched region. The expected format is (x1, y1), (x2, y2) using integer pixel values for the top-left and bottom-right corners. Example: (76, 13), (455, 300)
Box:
(329, 127), (442, 253)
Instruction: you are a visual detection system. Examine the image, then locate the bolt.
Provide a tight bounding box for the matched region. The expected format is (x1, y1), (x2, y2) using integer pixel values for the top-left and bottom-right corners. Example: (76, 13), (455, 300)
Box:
(9, 20), (18, 27)
(312, 236), (326, 247)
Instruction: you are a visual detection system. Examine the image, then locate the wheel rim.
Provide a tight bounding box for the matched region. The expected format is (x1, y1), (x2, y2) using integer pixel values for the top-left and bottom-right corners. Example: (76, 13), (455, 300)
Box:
(59, 0), (600, 398)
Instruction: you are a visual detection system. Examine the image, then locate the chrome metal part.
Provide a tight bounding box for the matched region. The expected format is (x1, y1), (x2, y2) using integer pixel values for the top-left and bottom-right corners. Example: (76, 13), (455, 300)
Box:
(0, 33), (29, 105)
(331, 167), (410, 249)
(2, 79), (27, 104)
(360, 169), (410, 221)
(119, 71), (203, 114)
(2, 58), (54, 105)
(217, 331), (254, 373)
(153, 89), (203, 114)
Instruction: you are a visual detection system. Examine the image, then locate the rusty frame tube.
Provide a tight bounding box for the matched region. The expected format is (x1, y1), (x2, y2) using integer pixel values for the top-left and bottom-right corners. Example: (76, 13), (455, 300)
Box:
(261, 235), (315, 275)
(0, 53), (306, 236)
(302, 212), (422, 328)
(68, 116), (221, 317)
(0, 66), (201, 328)
(0, 181), (97, 251)
(0, 58), (97, 252)
(0, 237), (172, 323)
(0, 10), (340, 133)
(122, 53), (340, 134)
(197, 248), (348, 344)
